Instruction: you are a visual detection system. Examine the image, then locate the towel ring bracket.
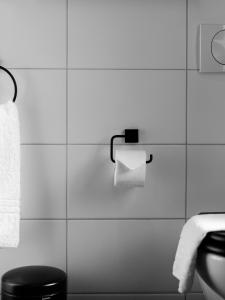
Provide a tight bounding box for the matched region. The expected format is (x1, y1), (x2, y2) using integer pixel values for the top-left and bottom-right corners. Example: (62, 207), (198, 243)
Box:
(0, 66), (17, 103)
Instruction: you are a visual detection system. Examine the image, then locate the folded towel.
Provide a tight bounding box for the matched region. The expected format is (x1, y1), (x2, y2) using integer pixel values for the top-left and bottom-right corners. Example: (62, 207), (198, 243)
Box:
(0, 101), (20, 247)
(173, 214), (225, 293)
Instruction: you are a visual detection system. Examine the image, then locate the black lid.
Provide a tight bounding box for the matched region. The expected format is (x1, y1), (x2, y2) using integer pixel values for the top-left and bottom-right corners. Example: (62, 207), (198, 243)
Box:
(2, 266), (66, 296)
(198, 231), (225, 256)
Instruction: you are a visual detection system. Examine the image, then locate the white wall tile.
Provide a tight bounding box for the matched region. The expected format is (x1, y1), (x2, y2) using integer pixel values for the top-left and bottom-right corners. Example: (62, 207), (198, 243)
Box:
(188, 71), (225, 143)
(68, 220), (184, 293)
(0, 0), (66, 68)
(188, 0), (225, 69)
(0, 0), (206, 298)
(12, 69), (66, 143)
(68, 145), (185, 218)
(21, 146), (66, 219)
(68, 0), (186, 69)
(187, 146), (225, 217)
(68, 71), (185, 144)
(0, 220), (66, 289)
(68, 295), (184, 300)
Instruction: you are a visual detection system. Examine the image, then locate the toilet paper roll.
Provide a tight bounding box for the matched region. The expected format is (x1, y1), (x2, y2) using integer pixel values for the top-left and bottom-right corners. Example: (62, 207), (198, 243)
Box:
(114, 150), (146, 187)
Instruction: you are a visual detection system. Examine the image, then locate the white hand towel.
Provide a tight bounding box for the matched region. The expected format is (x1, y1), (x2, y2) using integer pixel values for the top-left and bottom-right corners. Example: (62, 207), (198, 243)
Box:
(173, 214), (225, 293)
(0, 101), (20, 247)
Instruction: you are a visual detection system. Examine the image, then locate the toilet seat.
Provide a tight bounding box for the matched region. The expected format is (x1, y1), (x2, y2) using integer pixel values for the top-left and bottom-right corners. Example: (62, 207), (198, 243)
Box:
(197, 274), (224, 300)
(199, 231), (225, 256)
(197, 232), (225, 300)
(196, 213), (225, 299)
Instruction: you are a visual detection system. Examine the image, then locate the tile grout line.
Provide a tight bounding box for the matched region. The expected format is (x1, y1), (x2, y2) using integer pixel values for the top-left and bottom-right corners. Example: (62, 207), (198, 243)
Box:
(184, 1), (188, 298)
(20, 143), (225, 146)
(20, 143), (186, 145)
(65, 0), (69, 289)
(185, 0), (188, 224)
(21, 218), (186, 221)
(8, 67), (198, 71)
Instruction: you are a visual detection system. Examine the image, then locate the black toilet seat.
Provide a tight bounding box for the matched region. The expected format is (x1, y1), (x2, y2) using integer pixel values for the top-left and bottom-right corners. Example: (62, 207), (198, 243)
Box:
(197, 212), (225, 256)
(199, 231), (225, 256)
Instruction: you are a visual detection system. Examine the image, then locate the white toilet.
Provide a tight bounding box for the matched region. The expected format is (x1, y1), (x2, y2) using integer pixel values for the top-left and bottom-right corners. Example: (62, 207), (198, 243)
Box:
(196, 231), (225, 300)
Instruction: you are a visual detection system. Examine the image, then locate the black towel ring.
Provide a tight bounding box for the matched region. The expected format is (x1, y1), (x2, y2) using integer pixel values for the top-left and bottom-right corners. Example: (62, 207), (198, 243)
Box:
(0, 66), (17, 102)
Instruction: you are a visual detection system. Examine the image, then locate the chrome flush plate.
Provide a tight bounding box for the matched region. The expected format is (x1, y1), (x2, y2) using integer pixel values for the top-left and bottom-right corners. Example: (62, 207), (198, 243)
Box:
(200, 24), (225, 72)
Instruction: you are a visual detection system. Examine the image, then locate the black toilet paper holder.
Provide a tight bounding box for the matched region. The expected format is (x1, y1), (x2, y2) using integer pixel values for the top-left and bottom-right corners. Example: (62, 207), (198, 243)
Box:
(110, 129), (153, 164)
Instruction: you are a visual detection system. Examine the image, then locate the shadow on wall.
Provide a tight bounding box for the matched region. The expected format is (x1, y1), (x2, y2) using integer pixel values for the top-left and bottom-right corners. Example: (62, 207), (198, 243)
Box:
(69, 145), (184, 212)
(16, 70), (42, 142)
(21, 147), (54, 218)
(69, 221), (180, 293)
(70, 145), (136, 205)
(15, 71), (55, 217)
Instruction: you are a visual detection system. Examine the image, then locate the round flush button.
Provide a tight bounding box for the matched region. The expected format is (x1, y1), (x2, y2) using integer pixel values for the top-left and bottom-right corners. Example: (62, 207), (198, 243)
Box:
(212, 30), (225, 65)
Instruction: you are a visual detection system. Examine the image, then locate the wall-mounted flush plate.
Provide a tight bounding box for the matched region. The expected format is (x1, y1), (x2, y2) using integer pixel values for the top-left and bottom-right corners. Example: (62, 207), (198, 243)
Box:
(200, 24), (225, 72)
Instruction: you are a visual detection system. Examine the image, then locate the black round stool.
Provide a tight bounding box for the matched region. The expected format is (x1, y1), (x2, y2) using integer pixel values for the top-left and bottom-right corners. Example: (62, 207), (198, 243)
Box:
(1, 266), (67, 299)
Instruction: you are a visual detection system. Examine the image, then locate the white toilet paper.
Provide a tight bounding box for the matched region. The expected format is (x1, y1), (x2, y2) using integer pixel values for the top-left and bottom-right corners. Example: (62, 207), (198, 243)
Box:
(114, 150), (146, 187)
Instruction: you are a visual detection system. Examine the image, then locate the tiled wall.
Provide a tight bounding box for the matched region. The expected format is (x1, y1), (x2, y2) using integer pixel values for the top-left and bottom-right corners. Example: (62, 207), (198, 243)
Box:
(0, 0), (224, 299)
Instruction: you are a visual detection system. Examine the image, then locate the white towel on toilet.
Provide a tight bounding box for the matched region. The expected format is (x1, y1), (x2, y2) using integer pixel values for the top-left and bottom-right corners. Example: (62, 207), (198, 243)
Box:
(173, 214), (225, 293)
(0, 101), (20, 247)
